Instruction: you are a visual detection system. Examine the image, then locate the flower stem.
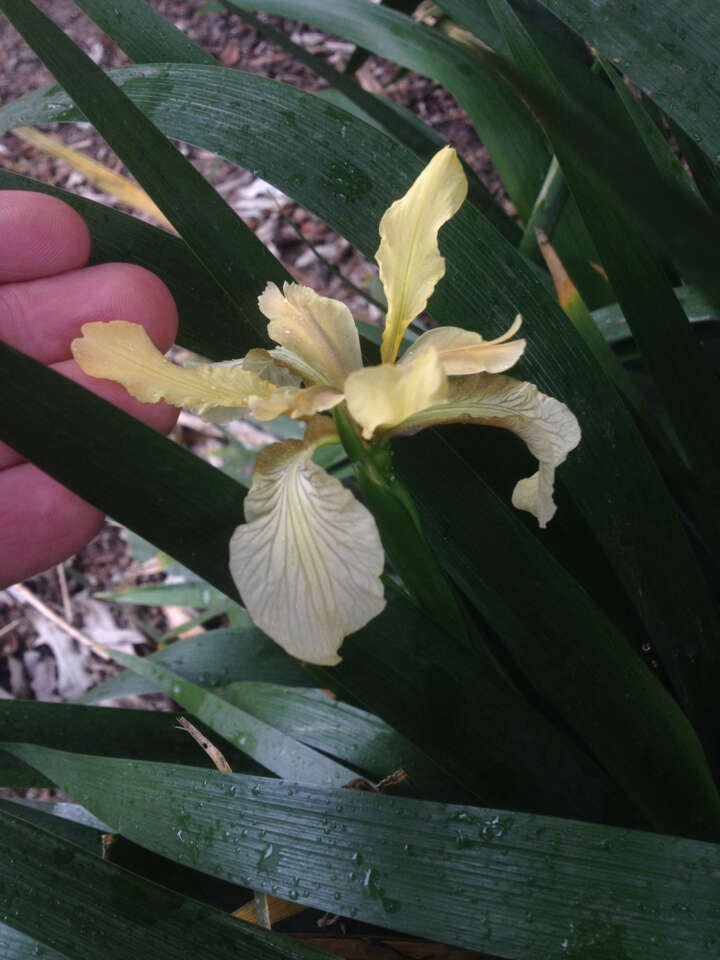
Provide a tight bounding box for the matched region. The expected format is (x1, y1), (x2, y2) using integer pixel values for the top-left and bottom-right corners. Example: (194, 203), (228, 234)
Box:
(334, 406), (470, 644)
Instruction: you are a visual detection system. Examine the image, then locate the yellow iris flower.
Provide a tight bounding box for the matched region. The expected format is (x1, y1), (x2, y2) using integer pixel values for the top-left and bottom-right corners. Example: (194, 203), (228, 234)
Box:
(72, 146), (580, 666)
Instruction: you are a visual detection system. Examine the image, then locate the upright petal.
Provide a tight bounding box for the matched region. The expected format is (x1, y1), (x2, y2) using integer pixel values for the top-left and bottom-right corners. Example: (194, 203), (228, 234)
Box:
(401, 315), (525, 375)
(258, 281), (362, 388)
(345, 349), (447, 441)
(390, 373), (581, 527)
(229, 421), (386, 665)
(72, 321), (274, 417)
(376, 146), (467, 364)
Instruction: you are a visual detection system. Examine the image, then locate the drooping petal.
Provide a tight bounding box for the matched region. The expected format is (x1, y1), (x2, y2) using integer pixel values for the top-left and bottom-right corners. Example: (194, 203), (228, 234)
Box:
(248, 384), (344, 421)
(72, 320), (274, 417)
(344, 348), (447, 441)
(376, 146), (467, 364)
(390, 373), (581, 527)
(229, 421), (386, 665)
(258, 281), (362, 388)
(400, 315), (525, 375)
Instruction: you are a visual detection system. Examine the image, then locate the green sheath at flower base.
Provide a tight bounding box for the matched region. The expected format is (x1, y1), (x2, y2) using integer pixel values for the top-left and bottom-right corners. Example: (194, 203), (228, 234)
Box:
(71, 145), (581, 664)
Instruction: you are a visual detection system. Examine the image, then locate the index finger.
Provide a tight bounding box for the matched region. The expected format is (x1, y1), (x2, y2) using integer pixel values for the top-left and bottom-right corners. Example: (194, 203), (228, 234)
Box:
(0, 190), (91, 282)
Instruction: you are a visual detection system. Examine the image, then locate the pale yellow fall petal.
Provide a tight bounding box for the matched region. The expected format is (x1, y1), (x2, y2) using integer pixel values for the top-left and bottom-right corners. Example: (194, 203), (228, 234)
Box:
(229, 428), (386, 665)
(258, 281), (362, 388)
(401, 315), (525, 375)
(390, 373), (581, 527)
(376, 146), (468, 364)
(344, 349), (447, 441)
(71, 321), (275, 417)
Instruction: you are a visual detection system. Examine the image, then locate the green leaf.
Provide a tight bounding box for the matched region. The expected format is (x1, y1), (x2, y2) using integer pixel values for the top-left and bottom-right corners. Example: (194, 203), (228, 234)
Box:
(494, 0), (720, 487)
(466, 17), (720, 314)
(222, 0), (550, 223)
(216, 682), (447, 795)
(485, 0), (720, 751)
(225, 7), (518, 243)
(9, 746), (720, 959)
(107, 648), (357, 786)
(0, 168), (251, 361)
(320, 591), (633, 822)
(77, 626), (309, 704)
(0, 0), (289, 343)
(597, 55), (700, 202)
(96, 581), (234, 608)
(593, 286), (718, 345)
(392, 431), (720, 841)
(0, 798), (105, 853)
(0, 923), (67, 960)
(0, 700), (262, 788)
(73, 0), (217, 64)
(535, 0), (720, 164)
(0, 809), (327, 960)
(0, 799), (110, 834)
(433, 0), (615, 307)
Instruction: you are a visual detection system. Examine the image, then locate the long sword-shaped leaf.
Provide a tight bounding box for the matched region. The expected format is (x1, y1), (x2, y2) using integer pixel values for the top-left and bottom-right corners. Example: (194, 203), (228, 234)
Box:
(74, 0), (217, 64)
(0, 701), (262, 788)
(597, 55), (700, 202)
(0, 924), (68, 960)
(106, 648), (357, 786)
(0, 798), (105, 853)
(215, 681), (447, 794)
(222, 0), (550, 223)
(469, 0), (720, 753)
(1, 799), (111, 833)
(0, 0), (288, 343)
(593, 286), (718, 345)
(535, 0), (720, 164)
(0, 810), (327, 960)
(392, 431), (720, 841)
(77, 626), (309, 703)
(489, 0), (720, 494)
(8, 747), (720, 959)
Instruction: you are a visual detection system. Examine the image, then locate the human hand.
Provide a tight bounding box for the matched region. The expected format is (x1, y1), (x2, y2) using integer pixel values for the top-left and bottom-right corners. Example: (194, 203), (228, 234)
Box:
(0, 191), (179, 587)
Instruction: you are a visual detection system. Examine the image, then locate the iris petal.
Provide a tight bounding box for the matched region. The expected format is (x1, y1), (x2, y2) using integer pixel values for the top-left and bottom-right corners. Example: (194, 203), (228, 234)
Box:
(259, 281), (362, 388)
(376, 146), (467, 364)
(345, 349), (447, 441)
(401, 315), (525, 375)
(71, 320), (274, 418)
(390, 373), (581, 527)
(229, 419), (386, 665)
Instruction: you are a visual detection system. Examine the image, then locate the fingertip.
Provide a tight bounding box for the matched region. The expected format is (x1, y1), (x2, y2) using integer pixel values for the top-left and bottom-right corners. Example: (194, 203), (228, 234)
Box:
(0, 191), (91, 282)
(55, 359), (180, 436)
(98, 262), (179, 352)
(0, 463), (104, 588)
